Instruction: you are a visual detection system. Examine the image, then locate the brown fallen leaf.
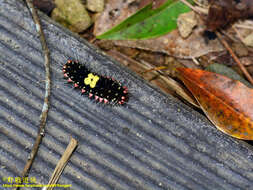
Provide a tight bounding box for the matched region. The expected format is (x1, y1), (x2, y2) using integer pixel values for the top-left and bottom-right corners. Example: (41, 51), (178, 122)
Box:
(177, 67), (253, 140)
(94, 0), (224, 58)
(206, 0), (253, 31)
(33, 0), (55, 15)
(112, 28), (224, 58)
(94, 0), (142, 36)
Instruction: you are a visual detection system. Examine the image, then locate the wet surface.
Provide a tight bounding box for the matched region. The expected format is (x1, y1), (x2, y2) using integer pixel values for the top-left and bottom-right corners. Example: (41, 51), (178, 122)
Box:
(0, 0), (253, 189)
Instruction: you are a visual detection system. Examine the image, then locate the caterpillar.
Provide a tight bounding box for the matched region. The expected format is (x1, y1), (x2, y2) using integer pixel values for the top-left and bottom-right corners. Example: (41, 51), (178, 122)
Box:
(62, 60), (128, 105)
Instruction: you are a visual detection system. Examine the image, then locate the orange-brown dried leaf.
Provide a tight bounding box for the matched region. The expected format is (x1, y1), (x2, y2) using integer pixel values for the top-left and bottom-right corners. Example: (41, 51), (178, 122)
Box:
(177, 67), (253, 140)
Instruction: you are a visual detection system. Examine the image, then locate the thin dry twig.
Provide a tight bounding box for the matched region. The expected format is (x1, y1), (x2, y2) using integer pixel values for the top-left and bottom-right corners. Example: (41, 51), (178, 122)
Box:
(14, 0), (51, 189)
(234, 23), (253, 30)
(215, 31), (253, 85)
(108, 50), (200, 108)
(43, 138), (78, 190)
(182, 0), (253, 84)
(180, 0), (208, 15)
(140, 60), (200, 108)
(232, 26), (245, 44)
(140, 66), (168, 74)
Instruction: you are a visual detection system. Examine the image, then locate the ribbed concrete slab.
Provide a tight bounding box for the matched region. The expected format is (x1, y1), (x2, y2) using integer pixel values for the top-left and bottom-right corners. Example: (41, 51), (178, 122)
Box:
(0, 0), (253, 189)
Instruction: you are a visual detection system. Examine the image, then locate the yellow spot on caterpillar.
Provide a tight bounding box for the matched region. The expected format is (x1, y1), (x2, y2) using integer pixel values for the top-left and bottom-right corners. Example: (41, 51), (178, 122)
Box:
(84, 73), (100, 88)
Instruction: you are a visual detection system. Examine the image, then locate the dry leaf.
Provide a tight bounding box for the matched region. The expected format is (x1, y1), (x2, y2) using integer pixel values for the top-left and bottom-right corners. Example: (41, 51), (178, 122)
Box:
(177, 11), (197, 38)
(113, 28), (224, 58)
(177, 67), (253, 140)
(33, 0), (55, 15)
(207, 0), (253, 31)
(94, 0), (224, 58)
(94, 0), (141, 36)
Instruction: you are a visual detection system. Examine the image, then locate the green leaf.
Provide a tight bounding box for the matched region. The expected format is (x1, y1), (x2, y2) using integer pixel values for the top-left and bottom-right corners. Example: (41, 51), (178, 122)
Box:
(96, 0), (193, 40)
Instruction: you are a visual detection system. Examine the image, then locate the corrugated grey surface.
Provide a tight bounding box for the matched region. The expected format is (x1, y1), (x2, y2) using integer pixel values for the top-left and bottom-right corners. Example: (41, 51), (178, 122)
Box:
(1, 0), (253, 189)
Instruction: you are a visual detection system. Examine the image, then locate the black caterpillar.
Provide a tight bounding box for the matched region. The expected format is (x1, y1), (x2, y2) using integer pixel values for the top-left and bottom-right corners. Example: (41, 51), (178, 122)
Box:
(63, 60), (128, 105)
